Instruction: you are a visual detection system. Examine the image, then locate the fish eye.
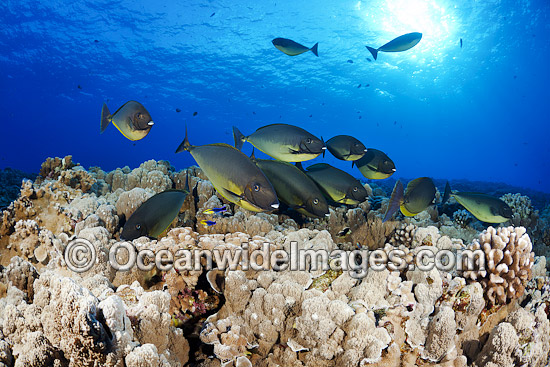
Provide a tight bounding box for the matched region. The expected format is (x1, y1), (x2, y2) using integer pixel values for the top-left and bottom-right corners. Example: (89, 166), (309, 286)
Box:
(253, 184), (260, 192)
(353, 187), (358, 192)
(306, 138), (312, 144)
(313, 198), (319, 205)
(135, 224), (141, 230)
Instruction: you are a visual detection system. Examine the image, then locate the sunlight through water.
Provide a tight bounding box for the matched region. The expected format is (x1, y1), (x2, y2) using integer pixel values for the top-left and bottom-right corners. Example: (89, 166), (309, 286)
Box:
(358, 0), (456, 64)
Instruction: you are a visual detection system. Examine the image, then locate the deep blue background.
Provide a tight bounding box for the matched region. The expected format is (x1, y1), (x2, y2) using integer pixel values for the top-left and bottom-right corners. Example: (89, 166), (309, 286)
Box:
(1, 0), (549, 193)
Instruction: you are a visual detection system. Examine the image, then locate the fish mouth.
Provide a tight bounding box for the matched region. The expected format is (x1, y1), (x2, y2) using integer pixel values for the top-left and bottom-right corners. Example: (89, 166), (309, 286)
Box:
(391, 168), (396, 171)
(271, 203), (279, 209)
(364, 149), (368, 152)
(148, 121), (154, 126)
(299, 141), (325, 155)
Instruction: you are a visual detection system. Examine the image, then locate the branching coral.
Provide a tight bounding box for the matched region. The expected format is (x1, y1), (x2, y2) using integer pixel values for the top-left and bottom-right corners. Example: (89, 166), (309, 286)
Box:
(501, 193), (539, 228)
(389, 222), (417, 248)
(38, 155), (75, 180)
(453, 209), (473, 229)
(462, 226), (535, 305)
(350, 211), (396, 250)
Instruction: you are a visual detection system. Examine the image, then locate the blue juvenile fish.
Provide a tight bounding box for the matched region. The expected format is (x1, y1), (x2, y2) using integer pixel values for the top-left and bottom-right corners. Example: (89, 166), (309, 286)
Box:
(200, 220), (217, 227)
(202, 205), (227, 215)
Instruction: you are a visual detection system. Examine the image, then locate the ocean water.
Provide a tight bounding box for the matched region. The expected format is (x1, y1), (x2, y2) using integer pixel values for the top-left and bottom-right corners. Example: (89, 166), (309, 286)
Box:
(1, 0), (549, 194)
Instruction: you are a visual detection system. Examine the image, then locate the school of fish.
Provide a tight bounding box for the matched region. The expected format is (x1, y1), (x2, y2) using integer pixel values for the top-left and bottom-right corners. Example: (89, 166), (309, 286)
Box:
(105, 31), (508, 240)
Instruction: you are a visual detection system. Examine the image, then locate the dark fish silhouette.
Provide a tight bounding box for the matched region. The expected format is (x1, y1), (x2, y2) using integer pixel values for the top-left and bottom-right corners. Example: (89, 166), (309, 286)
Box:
(121, 189), (189, 240)
(272, 38), (319, 56)
(366, 32), (422, 60)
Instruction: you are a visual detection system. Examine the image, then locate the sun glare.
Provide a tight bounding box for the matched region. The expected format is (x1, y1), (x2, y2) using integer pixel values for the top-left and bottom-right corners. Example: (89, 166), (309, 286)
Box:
(361, 0), (455, 61)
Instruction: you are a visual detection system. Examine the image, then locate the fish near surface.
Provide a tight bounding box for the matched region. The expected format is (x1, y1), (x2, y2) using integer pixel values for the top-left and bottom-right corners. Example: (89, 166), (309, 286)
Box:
(442, 182), (512, 223)
(304, 163), (368, 205)
(383, 177), (436, 221)
(354, 148), (395, 179)
(101, 101), (154, 141)
(121, 189), (188, 240)
(272, 38), (319, 56)
(326, 135), (367, 161)
(176, 128), (279, 212)
(366, 32), (422, 60)
(233, 124), (325, 162)
(252, 155), (328, 218)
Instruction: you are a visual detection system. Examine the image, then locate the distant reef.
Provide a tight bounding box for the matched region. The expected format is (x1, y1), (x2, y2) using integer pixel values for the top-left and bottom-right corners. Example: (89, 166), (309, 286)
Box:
(373, 177), (550, 210)
(0, 167), (36, 209)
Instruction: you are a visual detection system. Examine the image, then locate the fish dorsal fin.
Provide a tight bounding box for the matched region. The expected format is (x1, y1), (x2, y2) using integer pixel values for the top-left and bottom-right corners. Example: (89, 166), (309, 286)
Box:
(306, 163), (331, 171)
(255, 123), (290, 131)
(111, 101), (132, 117)
(209, 143), (238, 149)
(442, 181), (451, 205)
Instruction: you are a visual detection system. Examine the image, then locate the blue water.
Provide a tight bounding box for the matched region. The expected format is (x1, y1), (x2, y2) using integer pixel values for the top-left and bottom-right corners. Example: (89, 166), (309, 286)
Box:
(1, 0), (549, 193)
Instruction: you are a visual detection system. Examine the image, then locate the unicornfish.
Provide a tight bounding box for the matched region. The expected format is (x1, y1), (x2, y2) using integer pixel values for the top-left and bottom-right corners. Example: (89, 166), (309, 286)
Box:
(176, 128), (279, 212)
(303, 163), (368, 205)
(326, 135), (367, 161)
(272, 38), (319, 57)
(383, 177), (436, 222)
(121, 188), (189, 240)
(233, 123), (325, 162)
(354, 148), (396, 179)
(442, 182), (512, 223)
(101, 101), (154, 140)
(366, 32), (422, 61)
(251, 151), (328, 218)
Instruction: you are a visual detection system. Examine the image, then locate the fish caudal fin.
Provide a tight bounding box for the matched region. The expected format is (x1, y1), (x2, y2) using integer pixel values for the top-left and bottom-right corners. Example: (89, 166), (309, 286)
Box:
(233, 126), (246, 150)
(442, 181), (451, 205)
(100, 103), (111, 133)
(366, 46), (378, 61)
(310, 43), (319, 57)
(175, 126), (191, 153)
(383, 180), (404, 222)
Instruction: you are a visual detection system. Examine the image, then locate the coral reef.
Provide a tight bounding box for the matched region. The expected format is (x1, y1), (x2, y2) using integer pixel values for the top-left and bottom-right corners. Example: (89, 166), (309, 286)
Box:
(0, 157), (549, 366)
(0, 167), (35, 210)
(462, 226), (535, 305)
(501, 193), (540, 229)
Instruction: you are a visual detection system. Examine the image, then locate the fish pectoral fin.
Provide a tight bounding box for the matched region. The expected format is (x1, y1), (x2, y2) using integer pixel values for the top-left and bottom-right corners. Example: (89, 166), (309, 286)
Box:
(220, 187), (244, 202)
(288, 148), (301, 155)
(289, 204), (306, 210)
